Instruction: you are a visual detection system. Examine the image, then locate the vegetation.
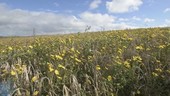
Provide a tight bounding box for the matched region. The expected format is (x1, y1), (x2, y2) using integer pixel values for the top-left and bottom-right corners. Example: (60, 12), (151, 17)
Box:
(0, 28), (170, 96)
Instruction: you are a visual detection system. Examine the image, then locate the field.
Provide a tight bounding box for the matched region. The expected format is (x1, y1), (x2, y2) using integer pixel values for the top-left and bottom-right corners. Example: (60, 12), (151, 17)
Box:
(0, 28), (170, 96)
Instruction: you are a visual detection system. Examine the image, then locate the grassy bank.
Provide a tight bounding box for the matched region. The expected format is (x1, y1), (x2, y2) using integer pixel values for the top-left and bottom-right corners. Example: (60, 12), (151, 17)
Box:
(0, 28), (170, 96)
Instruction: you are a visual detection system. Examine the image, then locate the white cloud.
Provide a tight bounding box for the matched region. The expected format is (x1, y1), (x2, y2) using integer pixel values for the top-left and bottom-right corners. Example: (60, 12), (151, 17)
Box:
(118, 18), (129, 22)
(80, 12), (115, 25)
(79, 12), (135, 31)
(144, 18), (155, 23)
(132, 16), (141, 21)
(0, 4), (86, 36)
(89, 0), (101, 9)
(164, 8), (170, 13)
(106, 0), (143, 13)
(0, 3), (135, 36)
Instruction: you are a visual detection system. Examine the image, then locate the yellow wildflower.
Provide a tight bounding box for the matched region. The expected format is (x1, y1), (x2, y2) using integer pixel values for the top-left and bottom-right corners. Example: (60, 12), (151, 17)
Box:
(57, 76), (62, 80)
(11, 70), (16, 76)
(58, 64), (66, 69)
(116, 56), (120, 59)
(124, 61), (131, 68)
(55, 70), (60, 75)
(156, 60), (160, 63)
(115, 60), (122, 65)
(133, 56), (142, 62)
(159, 45), (165, 48)
(102, 47), (106, 50)
(49, 66), (54, 72)
(118, 48), (122, 54)
(8, 46), (13, 51)
(48, 63), (54, 72)
(71, 47), (75, 52)
(76, 50), (80, 54)
(96, 65), (101, 70)
(135, 46), (144, 50)
(107, 75), (112, 81)
(32, 76), (38, 82)
(2, 50), (5, 53)
(155, 68), (162, 73)
(146, 48), (151, 51)
(152, 72), (158, 77)
(33, 90), (39, 96)
(29, 45), (33, 49)
(111, 93), (115, 96)
(128, 38), (133, 41)
(75, 58), (81, 63)
(55, 55), (63, 60)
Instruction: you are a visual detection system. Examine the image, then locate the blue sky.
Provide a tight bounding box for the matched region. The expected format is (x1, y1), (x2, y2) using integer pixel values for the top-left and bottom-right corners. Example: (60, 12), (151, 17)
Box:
(0, 0), (170, 36)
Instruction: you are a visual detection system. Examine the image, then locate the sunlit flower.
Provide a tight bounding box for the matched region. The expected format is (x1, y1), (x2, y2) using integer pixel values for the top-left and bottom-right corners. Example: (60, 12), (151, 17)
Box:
(152, 72), (158, 77)
(158, 45), (166, 49)
(55, 70), (60, 75)
(155, 68), (162, 73)
(96, 65), (101, 70)
(133, 56), (142, 62)
(128, 38), (133, 41)
(32, 76), (38, 82)
(75, 58), (81, 63)
(55, 55), (63, 60)
(71, 47), (75, 52)
(57, 76), (62, 80)
(33, 90), (39, 96)
(76, 50), (80, 54)
(47, 63), (54, 72)
(11, 70), (16, 76)
(118, 48), (122, 54)
(107, 75), (112, 81)
(8, 46), (13, 51)
(29, 45), (33, 49)
(124, 61), (131, 68)
(135, 45), (144, 50)
(58, 64), (66, 69)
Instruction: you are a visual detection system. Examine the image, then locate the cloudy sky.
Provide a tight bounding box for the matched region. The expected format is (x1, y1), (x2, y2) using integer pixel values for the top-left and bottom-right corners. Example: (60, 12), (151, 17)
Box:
(0, 0), (170, 36)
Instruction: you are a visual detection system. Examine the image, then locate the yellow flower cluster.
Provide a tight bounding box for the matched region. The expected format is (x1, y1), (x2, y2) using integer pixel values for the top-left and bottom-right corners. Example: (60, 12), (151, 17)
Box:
(132, 56), (142, 62)
(96, 65), (101, 70)
(135, 45), (144, 50)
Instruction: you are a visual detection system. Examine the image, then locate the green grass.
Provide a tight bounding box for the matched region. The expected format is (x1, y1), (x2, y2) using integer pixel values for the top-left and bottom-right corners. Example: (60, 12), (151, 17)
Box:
(0, 27), (170, 96)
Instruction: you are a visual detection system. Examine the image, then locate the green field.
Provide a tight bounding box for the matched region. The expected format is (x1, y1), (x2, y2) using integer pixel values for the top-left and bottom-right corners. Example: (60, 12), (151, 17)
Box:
(0, 28), (170, 96)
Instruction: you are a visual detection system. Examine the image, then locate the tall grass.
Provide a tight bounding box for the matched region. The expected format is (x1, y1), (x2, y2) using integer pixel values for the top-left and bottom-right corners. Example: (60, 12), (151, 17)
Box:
(0, 28), (170, 96)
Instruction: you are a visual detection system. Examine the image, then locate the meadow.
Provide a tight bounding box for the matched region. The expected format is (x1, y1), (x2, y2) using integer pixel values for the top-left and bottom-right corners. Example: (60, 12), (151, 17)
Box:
(0, 27), (170, 96)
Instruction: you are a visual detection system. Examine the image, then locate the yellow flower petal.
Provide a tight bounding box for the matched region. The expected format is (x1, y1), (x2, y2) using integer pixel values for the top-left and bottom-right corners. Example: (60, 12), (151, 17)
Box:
(55, 70), (60, 75)
(55, 55), (63, 60)
(58, 64), (66, 69)
(11, 70), (16, 76)
(32, 76), (38, 82)
(8, 46), (13, 51)
(49, 67), (54, 72)
(107, 75), (112, 81)
(75, 58), (81, 63)
(96, 65), (101, 70)
(33, 90), (39, 96)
